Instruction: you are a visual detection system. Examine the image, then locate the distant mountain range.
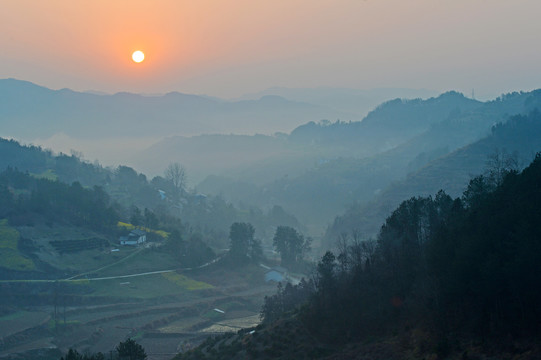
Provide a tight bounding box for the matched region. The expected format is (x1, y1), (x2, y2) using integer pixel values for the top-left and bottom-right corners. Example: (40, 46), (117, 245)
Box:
(3, 78), (541, 243)
(236, 86), (439, 117)
(0, 78), (358, 140)
(192, 90), (541, 237)
(132, 91), (480, 180)
(0, 79), (443, 174)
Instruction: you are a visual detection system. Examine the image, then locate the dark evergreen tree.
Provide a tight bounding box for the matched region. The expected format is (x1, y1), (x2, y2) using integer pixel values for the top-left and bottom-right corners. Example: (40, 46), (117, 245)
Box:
(228, 222), (262, 265)
(60, 348), (105, 360)
(272, 226), (311, 269)
(116, 338), (147, 360)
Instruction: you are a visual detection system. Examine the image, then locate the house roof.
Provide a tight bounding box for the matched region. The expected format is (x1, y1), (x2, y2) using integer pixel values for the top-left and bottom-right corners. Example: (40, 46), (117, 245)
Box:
(265, 270), (284, 282)
(130, 229), (146, 236)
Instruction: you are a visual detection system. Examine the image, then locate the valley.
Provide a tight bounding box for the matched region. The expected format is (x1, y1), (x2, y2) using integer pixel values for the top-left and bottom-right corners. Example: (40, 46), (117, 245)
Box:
(3, 2), (541, 358)
(1, 82), (541, 359)
(0, 239), (276, 360)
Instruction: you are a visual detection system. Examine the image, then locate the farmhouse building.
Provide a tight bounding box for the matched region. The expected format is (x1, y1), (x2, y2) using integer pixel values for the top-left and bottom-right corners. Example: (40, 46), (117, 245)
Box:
(119, 229), (147, 246)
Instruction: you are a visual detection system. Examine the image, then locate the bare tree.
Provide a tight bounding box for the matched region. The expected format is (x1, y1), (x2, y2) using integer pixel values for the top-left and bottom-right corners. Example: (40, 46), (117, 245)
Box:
(485, 149), (519, 187)
(164, 162), (187, 193)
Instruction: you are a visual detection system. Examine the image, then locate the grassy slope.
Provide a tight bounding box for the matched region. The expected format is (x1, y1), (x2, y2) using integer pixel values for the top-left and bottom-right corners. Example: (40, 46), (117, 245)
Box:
(9, 220), (173, 278)
(0, 219), (35, 271)
(87, 272), (213, 299)
(2, 221), (215, 301)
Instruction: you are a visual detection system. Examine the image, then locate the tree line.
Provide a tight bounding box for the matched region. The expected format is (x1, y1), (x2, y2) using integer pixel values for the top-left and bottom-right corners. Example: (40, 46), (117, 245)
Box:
(226, 222), (311, 271)
(0, 167), (118, 231)
(60, 338), (146, 360)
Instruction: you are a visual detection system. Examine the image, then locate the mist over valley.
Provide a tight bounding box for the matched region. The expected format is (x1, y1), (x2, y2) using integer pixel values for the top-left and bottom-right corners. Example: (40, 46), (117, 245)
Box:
(2, 77), (541, 359)
(2, 1), (541, 358)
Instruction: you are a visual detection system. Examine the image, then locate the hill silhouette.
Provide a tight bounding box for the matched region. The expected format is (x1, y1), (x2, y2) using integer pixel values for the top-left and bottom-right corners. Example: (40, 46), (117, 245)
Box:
(0, 78), (357, 140)
(326, 109), (541, 242)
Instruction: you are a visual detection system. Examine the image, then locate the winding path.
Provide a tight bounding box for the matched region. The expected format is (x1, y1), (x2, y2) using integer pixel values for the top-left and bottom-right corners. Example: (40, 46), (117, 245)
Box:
(0, 253), (225, 283)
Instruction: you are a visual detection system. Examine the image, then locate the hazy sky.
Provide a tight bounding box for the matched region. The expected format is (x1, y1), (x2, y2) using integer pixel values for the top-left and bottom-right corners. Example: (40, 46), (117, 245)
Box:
(2, 0), (541, 99)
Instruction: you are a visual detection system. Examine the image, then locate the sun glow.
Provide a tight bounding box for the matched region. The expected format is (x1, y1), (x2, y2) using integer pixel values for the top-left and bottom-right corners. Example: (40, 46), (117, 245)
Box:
(132, 50), (145, 63)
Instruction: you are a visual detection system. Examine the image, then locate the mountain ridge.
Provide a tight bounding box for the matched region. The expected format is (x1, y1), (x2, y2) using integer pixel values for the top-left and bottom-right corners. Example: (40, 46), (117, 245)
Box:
(325, 110), (541, 242)
(0, 78), (358, 140)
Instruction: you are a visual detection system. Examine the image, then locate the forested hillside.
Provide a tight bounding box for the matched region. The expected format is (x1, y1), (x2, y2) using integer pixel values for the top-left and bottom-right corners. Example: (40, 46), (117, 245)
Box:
(326, 109), (541, 242)
(197, 90), (541, 236)
(289, 91), (480, 152)
(0, 138), (301, 246)
(0, 168), (117, 231)
(177, 153), (541, 360)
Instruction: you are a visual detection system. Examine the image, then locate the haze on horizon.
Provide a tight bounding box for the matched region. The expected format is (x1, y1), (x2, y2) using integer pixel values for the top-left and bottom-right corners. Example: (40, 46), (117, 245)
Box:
(2, 3), (541, 358)
(2, 0), (541, 100)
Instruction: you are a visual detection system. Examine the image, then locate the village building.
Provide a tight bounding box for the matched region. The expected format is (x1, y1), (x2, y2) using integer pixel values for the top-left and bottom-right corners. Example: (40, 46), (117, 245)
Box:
(119, 229), (146, 246)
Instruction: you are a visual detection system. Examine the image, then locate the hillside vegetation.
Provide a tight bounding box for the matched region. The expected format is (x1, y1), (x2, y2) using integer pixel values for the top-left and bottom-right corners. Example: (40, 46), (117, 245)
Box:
(0, 219), (35, 271)
(326, 109), (541, 242)
(0, 137), (302, 246)
(196, 90), (541, 235)
(177, 153), (541, 360)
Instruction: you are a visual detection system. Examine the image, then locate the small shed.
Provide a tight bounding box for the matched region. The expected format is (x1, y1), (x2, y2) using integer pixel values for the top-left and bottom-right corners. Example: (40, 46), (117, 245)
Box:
(265, 266), (288, 283)
(265, 270), (284, 282)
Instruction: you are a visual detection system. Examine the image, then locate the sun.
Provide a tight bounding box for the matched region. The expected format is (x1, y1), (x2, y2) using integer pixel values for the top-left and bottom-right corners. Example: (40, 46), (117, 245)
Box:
(132, 50), (145, 63)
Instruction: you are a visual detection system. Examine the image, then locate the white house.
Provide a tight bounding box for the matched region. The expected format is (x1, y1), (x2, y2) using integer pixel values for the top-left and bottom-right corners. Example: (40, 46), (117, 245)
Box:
(119, 229), (147, 246)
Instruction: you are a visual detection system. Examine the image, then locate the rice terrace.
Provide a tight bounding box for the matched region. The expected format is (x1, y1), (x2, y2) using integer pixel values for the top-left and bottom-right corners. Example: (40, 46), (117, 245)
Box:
(0, 223), (275, 360)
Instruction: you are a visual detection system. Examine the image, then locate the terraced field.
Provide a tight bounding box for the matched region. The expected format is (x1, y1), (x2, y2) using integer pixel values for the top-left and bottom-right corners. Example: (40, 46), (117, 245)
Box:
(0, 263), (275, 360)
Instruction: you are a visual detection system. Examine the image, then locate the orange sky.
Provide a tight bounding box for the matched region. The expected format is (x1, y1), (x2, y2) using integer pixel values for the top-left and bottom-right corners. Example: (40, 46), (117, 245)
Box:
(2, 0), (541, 98)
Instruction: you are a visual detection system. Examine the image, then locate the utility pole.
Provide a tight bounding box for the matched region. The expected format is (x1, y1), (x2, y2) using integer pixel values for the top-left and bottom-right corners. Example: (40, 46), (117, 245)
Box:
(53, 281), (58, 333)
(63, 295), (66, 325)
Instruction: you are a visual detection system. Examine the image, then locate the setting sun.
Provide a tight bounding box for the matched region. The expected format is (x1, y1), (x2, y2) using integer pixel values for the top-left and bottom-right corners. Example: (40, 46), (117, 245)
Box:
(132, 50), (145, 63)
